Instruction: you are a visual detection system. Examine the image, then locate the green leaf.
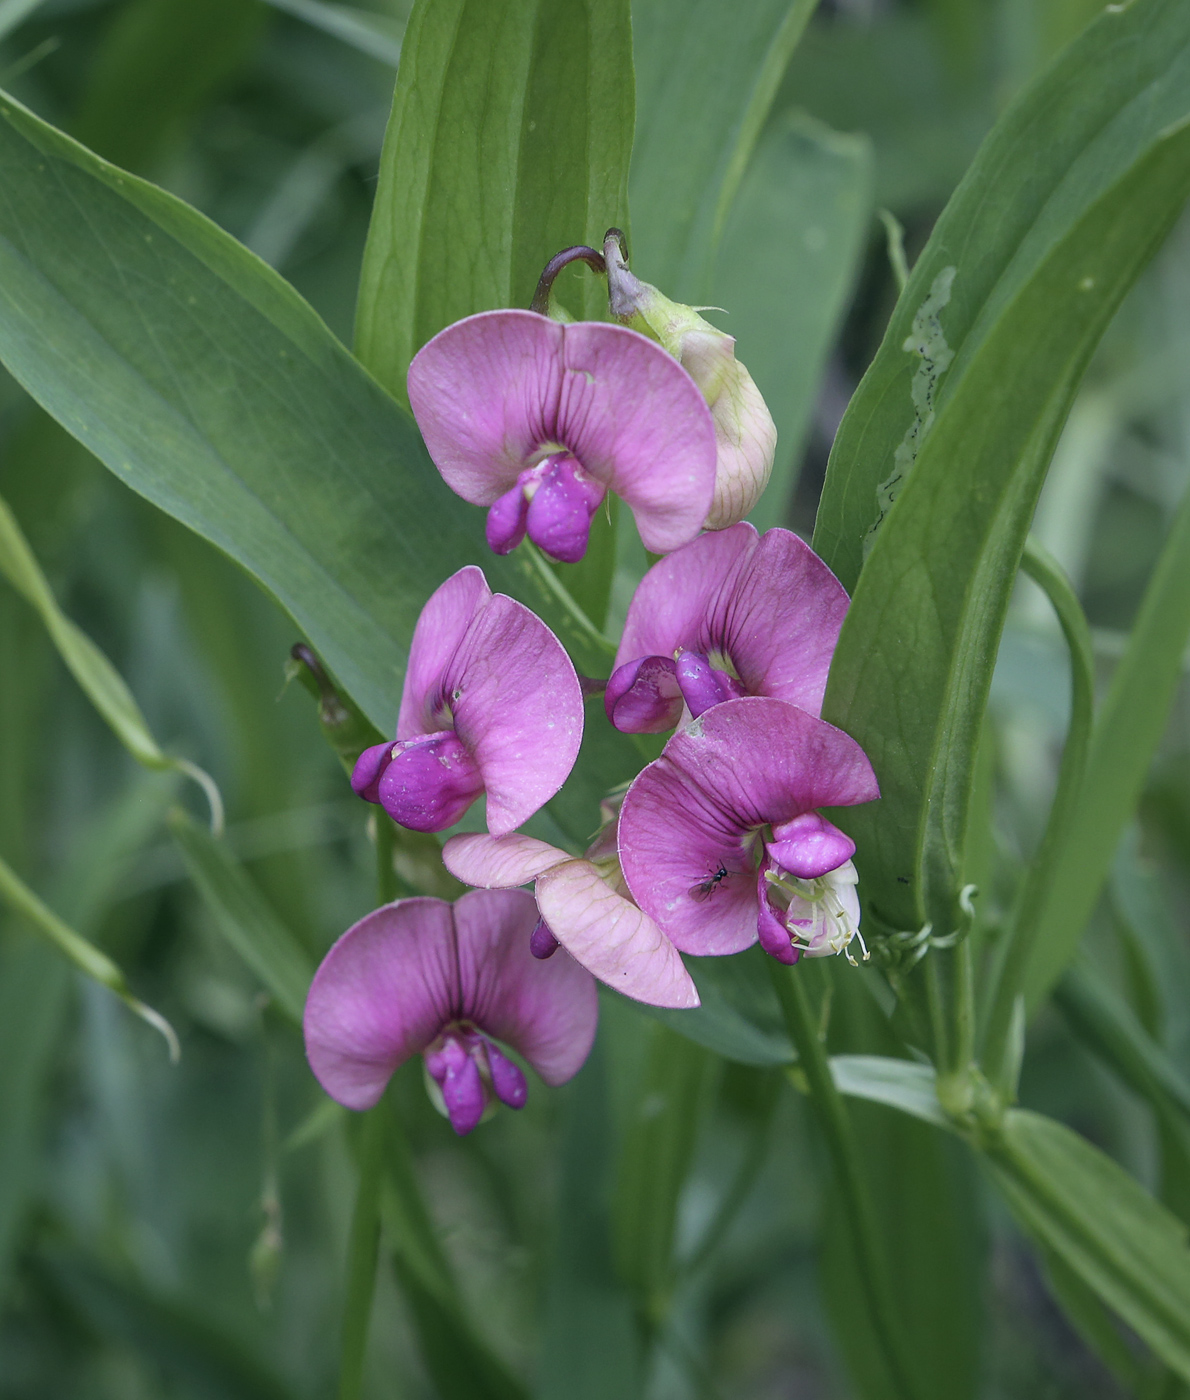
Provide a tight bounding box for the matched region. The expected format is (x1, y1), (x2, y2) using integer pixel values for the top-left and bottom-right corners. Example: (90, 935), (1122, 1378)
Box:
(1037, 1244), (1151, 1394)
(355, 0), (634, 404)
(613, 1024), (710, 1322)
(1023, 475), (1190, 1008)
(640, 945), (795, 1067)
(0, 848), (178, 1061)
(829, 1054), (950, 1129)
(0, 489), (223, 829)
(0, 88), (611, 742)
(261, 0), (405, 66)
(629, 0), (816, 298)
(43, 1249), (299, 1400)
(711, 111), (873, 531)
(537, 1041), (643, 1400)
(815, 0), (1190, 594)
(0, 0), (44, 41)
(168, 809), (314, 1024)
(986, 1108), (1190, 1381)
(819, 91), (1190, 938)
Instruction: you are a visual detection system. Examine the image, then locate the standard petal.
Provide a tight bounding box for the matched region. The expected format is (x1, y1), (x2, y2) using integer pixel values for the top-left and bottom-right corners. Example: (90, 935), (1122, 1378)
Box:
(534, 859), (700, 1009)
(303, 898), (457, 1111)
(555, 322), (717, 553)
(397, 566), (491, 737)
(615, 525), (848, 719)
(408, 311), (564, 505)
(443, 832), (570, 888)
(453, 888), (597, 1086)
(618, 698), (879, 955)
(615, 523), (757, 669)
(450, 594), (583, 835)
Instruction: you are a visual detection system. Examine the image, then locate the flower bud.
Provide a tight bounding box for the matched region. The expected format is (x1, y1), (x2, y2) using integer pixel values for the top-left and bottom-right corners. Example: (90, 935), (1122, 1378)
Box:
(603, 231), (776, 529)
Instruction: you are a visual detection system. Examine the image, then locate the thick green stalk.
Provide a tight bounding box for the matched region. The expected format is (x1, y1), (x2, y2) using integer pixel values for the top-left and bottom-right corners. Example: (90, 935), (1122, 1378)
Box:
(982, 538), (1095, 1088)
(337, 1104), (387, 1400)
(767, 961), (921, 1400)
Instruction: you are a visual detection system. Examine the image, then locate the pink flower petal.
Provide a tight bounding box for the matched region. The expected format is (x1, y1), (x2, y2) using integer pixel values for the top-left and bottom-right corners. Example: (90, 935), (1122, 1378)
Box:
(615, 525), (849, 718)
(303, 897), (458, 1111)
(453, 889), (598, 1085)
(443, 832), (570, 887)
(446, 594), (583, 834)
(618, 698), (879, 956)
(534, 859), (700, 1009)
(398, 566), (491, 737)
(407, 310), (717, 555)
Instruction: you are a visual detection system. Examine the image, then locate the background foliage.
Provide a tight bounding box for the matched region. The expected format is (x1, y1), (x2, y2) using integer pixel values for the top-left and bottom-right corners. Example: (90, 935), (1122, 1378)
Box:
(1, 0), (1189, 1397)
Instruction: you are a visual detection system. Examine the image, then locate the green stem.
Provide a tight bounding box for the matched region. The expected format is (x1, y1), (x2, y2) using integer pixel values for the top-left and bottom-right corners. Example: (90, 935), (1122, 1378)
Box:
(767, 962), (920, 1400)
(376, 813), (399, 905)
(954, 935), (976, 1075)
(982, 538), (1095, 1089)
(336, 1105), (386, 1400)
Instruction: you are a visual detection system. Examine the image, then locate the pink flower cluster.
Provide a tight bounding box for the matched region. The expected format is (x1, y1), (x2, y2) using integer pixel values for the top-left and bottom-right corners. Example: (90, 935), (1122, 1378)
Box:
(304, 248), (878, 1134)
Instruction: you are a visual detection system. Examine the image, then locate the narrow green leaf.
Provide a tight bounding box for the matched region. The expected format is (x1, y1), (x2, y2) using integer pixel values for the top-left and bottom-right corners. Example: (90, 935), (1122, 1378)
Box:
(814, 0), (1190, 593)
(336, 1107), (385, 1400)
(0, 0), (44, 40)
(355, 0), (634, 404)
(0, 87), (612, 742)
(711, 111), (873, 530)
(829, 1055), (950, 1130)
(820, 115), (1190, 939)
(630, 0), (816, 298)
(1024, 476), (1190, 1008)
(1037, 1244), (1151, 1394)
(44, 1249), (298, 1400)
(0, 490), (223, 830)
(262, 0), (405, 65)
(1054, 961), (1190, 1133)
(613, 1024), (710, 1323)
(537, 1042), (643, 1400)
(0, 851), (178, 1060)
(986, 1109), (1190, 1381)
(168, 809), (314, 1024)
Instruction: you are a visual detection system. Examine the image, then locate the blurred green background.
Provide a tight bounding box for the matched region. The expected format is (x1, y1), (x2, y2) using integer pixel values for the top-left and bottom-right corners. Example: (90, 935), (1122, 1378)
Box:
(0, 0), (1186, 1395)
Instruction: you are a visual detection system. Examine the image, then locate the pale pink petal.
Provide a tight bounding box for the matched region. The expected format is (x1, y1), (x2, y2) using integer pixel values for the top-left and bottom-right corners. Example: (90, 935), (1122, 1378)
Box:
(454, 888), (597, 1085)
(618, 698), (878, 955)
(398, 567), (491, 737)
(448, 594), (583, 835)
(535, 859), (700, 1009)
(443, 832), (570, 888)
(303, 898), (457, 1111)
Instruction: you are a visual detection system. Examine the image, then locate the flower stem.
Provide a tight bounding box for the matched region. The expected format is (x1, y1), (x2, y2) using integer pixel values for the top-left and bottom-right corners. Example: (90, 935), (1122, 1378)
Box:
(768, 961), (921, 1400)
(376, 813), (399, 905)
(982, 538), (1095, 1090)
(336, 1104), (386, 1400)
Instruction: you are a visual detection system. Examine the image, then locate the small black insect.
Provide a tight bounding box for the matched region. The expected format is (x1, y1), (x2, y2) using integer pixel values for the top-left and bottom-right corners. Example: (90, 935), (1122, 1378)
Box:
(690, 864), (730, 900)
(896, 875), (911, 885)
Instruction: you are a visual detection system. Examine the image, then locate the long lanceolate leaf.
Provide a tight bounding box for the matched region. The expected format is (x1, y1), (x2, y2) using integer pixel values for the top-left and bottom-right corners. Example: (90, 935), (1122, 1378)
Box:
(0, 492), (223, 830)
(817, 0), (1190, 937)
(0, 87), (611, 740)
(355, 0), (634, 403)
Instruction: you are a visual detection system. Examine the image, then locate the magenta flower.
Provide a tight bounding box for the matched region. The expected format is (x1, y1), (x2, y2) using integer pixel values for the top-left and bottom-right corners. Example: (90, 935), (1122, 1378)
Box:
(617, 698), (878, 964)
(442, 809), (700, 1010)
(605, 524), (849, 734)
(351, 567), (582, 835)
(304, 890), (597, 1134)
(407, 310), (718, 562)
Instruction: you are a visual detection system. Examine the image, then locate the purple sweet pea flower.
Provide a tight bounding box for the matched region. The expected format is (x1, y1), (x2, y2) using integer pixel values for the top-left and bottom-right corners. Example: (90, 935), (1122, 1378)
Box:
(351, 567), (582, 836)
(303, 890), (597, 1134)
(617, 698), (878, 964)
(407, 310), (718, 562)
(605, 524), (849, 734)
(442, 809), (700, 1010)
